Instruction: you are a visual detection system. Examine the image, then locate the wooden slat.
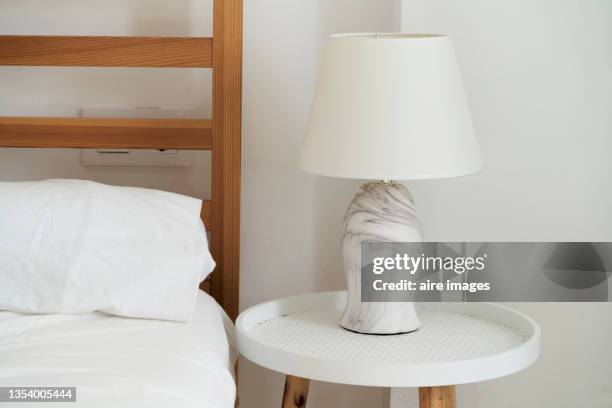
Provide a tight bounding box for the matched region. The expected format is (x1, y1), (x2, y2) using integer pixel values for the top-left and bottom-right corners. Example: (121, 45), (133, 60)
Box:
(201, 200), (212, 231)
(0, 117), (212, 149)
(0, 36), (213, 68)
(200, 278), (212, 294)
(210, 0), (243, 321)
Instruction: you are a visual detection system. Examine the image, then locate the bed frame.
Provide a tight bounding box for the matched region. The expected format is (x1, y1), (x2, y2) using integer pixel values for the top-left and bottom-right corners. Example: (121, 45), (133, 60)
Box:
(0, 0), (243, 320)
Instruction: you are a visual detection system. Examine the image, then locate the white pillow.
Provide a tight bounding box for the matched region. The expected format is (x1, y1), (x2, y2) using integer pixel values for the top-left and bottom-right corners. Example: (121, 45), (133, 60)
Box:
(0, 179), (215, 322)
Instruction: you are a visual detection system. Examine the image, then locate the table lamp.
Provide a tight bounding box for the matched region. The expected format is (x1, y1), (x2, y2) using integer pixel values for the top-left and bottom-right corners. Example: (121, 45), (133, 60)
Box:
(299, 33), (482, 335)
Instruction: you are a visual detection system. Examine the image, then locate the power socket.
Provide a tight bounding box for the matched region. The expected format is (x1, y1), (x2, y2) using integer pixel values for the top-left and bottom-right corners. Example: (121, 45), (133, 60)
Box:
(80, 106), (201, 167)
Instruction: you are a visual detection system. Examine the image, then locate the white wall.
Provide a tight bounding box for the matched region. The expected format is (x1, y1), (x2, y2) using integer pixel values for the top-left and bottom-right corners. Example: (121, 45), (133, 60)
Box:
(0, 1), (399, 407)
(394, 1), (612, 407)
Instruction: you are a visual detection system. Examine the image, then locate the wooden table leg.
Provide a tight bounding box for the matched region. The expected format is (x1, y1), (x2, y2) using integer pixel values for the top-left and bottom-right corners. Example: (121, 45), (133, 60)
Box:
(419, 386), (456, 408)
(282, 375), (310, 408)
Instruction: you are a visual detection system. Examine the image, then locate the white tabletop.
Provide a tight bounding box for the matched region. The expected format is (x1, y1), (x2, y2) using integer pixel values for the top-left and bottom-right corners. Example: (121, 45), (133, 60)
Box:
(236, 292), (540, 387)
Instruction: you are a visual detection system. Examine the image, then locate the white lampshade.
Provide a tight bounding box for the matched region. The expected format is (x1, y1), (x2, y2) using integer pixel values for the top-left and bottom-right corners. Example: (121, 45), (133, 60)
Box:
(299, 34), (482, 180)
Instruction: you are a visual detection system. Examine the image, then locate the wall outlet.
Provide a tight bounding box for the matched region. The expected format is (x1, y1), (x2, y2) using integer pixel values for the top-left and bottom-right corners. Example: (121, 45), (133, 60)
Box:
(81, 106), (199, 167)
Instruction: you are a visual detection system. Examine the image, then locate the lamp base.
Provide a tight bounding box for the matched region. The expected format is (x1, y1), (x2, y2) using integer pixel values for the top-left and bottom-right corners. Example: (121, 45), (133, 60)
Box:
(339, 182), (423, 335)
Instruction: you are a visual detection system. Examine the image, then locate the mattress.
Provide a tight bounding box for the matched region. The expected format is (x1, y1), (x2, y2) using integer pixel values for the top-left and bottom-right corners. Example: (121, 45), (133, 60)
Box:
(0, 292), (236, 408)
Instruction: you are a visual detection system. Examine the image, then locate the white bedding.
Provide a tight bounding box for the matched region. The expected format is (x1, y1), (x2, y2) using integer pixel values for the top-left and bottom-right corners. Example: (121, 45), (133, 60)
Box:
(0, 292), (236, 408)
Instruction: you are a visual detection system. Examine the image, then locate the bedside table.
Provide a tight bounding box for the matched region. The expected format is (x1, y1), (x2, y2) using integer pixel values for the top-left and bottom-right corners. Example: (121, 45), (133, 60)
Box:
(236, 292), (540, 408)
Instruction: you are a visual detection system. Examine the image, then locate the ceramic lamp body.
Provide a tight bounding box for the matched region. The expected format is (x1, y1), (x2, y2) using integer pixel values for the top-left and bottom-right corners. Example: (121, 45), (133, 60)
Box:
(340, 182), (422, 334)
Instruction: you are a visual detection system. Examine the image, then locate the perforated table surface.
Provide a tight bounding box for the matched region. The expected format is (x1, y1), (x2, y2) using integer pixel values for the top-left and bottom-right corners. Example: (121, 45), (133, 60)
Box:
(236, 291), (540, 388)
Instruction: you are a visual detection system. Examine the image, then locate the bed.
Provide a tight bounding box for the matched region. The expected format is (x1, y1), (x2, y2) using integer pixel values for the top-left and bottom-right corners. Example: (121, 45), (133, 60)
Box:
(0, 293), (236, 408)
(0, 1), (243, 406)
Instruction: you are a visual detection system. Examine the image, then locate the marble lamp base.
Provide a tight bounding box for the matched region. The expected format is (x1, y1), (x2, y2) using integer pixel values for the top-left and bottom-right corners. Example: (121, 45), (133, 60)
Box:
(339, 181), (423, 335)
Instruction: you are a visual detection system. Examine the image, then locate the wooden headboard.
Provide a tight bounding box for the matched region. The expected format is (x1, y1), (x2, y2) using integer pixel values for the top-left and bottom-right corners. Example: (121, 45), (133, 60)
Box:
(0, 0), (243, 320)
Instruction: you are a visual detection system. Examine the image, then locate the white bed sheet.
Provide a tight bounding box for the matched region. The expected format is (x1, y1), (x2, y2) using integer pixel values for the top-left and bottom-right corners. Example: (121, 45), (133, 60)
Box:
(0, 292), (236, 408)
